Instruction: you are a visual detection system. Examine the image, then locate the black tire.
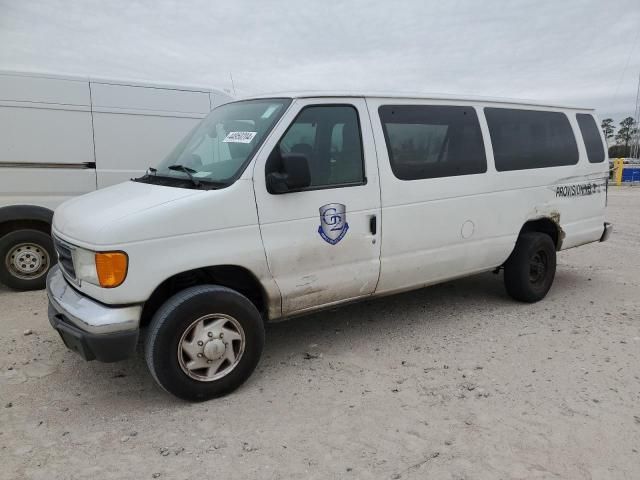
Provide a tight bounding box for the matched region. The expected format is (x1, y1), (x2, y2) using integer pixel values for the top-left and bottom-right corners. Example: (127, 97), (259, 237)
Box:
(0, 229), (54, 291)
(504, 232), (556, 303)
(145, 285), (265, 401)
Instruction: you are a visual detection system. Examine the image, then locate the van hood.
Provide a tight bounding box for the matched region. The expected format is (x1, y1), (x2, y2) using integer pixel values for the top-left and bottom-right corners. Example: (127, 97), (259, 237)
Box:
(53, 181), (200, 245)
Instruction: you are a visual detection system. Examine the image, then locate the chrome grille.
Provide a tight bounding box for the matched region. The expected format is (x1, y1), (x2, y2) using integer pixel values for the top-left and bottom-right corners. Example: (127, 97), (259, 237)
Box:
(53, 236), (76, 279)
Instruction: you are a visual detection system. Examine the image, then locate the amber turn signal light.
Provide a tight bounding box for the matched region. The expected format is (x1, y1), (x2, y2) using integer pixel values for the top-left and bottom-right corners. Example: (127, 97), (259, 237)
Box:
(95, 252), (128, 288)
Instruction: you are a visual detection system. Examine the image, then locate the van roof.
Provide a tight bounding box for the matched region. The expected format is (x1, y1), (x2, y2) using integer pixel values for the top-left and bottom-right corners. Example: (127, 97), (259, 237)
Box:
(243, 91), (593, 111)
(0, 69), (233, 96)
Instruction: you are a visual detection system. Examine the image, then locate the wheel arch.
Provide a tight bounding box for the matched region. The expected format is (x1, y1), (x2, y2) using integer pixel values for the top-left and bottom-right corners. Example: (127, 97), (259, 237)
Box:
(140, 264), (271, 328)
(0, 205), (54, 238)
(518, 215), (564, 251)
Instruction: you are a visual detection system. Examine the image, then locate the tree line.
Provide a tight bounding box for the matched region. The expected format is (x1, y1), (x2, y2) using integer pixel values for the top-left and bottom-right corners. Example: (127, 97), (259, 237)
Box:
(601, 117), (639, 158)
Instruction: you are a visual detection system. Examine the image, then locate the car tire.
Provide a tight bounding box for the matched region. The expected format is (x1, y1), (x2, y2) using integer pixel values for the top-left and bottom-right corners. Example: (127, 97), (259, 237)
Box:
(503, 232), (556, 303)
(144, 285), (265, 401)
(0, 229), (55, 291)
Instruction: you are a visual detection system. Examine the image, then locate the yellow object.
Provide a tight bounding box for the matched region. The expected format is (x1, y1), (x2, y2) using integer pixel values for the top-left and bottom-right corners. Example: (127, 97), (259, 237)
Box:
(613, 158), (624, 186)
(95, 252), (128, 288)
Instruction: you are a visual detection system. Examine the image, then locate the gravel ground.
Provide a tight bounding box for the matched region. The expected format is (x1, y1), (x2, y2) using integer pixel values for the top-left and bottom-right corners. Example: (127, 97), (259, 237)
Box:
(1, 187), (639, 480)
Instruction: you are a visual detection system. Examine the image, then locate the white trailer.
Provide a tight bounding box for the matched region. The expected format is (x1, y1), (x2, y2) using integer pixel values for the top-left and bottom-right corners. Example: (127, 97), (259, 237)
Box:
(0, 70), (233, 290)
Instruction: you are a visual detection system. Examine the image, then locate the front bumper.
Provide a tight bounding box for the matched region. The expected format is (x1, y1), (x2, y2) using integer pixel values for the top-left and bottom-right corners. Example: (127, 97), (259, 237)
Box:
(46, 265), (141, 362)
(600, 222), (613, 242)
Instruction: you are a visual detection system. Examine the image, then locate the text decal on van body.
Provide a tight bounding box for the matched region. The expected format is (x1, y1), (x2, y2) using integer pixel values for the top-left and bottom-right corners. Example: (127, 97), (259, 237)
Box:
(555, 181), (606, 198)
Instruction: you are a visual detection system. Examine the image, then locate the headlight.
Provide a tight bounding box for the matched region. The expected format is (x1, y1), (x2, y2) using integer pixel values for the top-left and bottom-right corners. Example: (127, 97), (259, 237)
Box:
(71, 247), (128, 288)
(71, 247), (99, 285)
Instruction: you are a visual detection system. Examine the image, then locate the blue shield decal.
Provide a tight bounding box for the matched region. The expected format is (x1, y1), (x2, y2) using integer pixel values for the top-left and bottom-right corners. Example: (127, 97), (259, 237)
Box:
(318, 203), (349, 245)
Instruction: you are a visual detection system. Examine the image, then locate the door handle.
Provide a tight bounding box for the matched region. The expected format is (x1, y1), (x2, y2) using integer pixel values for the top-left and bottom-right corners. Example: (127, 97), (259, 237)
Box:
(369, 215), (377, 235)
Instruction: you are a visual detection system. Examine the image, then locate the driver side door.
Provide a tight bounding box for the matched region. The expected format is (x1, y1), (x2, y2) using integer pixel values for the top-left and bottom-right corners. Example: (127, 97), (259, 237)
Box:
(253, 98), (381, 316)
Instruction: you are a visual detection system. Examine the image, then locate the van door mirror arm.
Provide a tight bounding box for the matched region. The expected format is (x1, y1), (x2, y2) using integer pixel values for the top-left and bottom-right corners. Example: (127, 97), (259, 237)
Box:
(266, 172), (291, 194)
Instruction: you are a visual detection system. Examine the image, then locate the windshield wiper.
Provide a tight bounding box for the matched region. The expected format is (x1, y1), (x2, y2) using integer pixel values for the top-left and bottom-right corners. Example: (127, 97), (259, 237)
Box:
(168, 164), (201, 188)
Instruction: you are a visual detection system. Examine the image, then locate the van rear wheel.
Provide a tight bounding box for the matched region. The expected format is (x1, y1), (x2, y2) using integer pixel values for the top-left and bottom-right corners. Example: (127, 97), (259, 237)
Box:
(144, 285), (265, 401)
(0, 229), (54, 291)
(503, 232), (556, 302)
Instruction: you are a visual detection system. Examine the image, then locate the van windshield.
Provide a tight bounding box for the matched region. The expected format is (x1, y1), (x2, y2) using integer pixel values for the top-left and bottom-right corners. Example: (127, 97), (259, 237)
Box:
(138, 98), (291, 189)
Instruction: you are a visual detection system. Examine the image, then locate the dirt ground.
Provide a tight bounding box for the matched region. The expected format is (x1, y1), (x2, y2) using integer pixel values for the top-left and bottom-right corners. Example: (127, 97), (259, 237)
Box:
(1, 188), (639, 480)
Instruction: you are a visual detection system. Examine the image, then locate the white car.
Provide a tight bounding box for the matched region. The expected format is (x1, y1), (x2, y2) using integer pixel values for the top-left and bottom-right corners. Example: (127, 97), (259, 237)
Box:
(0, 70), (232, 290)
(46, 93), (611, 401)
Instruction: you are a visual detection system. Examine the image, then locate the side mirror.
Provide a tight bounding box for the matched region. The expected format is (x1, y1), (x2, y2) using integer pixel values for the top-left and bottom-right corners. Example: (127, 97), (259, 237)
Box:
(266, 153), (311, 194)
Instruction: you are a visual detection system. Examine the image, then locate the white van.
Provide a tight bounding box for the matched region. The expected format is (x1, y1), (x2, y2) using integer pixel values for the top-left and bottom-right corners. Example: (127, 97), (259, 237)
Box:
(46, 93), (611, 401)
(0, 70), (232, 290)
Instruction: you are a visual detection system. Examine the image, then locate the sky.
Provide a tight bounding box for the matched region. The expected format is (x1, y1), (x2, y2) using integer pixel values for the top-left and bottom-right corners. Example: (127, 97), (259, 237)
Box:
(1, 0), (639, 125)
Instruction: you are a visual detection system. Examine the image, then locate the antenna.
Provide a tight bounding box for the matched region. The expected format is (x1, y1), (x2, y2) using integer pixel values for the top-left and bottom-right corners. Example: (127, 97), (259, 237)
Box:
(229, 72), (237, 98)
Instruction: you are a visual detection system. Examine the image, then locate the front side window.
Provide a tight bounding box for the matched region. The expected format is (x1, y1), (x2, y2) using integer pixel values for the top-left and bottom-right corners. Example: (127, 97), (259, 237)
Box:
(379, 105), (487, 180)
(485, 108), (579, 171)
(576, 113), (606, 163)
(138, 99), (291, 189)
(270, 105), (365, 188)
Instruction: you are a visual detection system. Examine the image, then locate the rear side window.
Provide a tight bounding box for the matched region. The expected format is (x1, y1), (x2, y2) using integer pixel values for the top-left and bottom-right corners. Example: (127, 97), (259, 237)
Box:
(379, 105), (487, 180)
(485, 108), (578, 171)
(576, 113), (606, 163)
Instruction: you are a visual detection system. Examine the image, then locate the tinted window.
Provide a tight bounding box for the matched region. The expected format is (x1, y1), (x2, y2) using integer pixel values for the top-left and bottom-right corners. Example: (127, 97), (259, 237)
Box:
(576, 113), (606, 163)
(274, 105), (364, 188)
(379, 105), (486, 180)
(485, 108), (579, 171)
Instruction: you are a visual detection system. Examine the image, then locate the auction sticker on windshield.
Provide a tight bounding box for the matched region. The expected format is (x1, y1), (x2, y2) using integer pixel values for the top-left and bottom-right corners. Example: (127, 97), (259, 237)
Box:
(223, 131), (257, 143)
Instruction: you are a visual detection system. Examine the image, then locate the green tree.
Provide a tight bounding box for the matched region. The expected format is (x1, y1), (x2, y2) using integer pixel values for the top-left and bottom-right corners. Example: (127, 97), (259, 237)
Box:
(615, 116), (638, 148)
(601, 118), (615, 142)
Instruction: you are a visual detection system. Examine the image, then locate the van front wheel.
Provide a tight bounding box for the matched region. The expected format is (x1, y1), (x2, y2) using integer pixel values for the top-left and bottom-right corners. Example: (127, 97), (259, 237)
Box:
(503, 232), (556, 303)
(144, 285), (265, 401)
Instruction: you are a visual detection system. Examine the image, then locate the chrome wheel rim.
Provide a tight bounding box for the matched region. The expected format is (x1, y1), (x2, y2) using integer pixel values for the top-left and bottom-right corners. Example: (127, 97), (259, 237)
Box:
(177, 313), (245, 382)
(5, 242), (50, 280)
